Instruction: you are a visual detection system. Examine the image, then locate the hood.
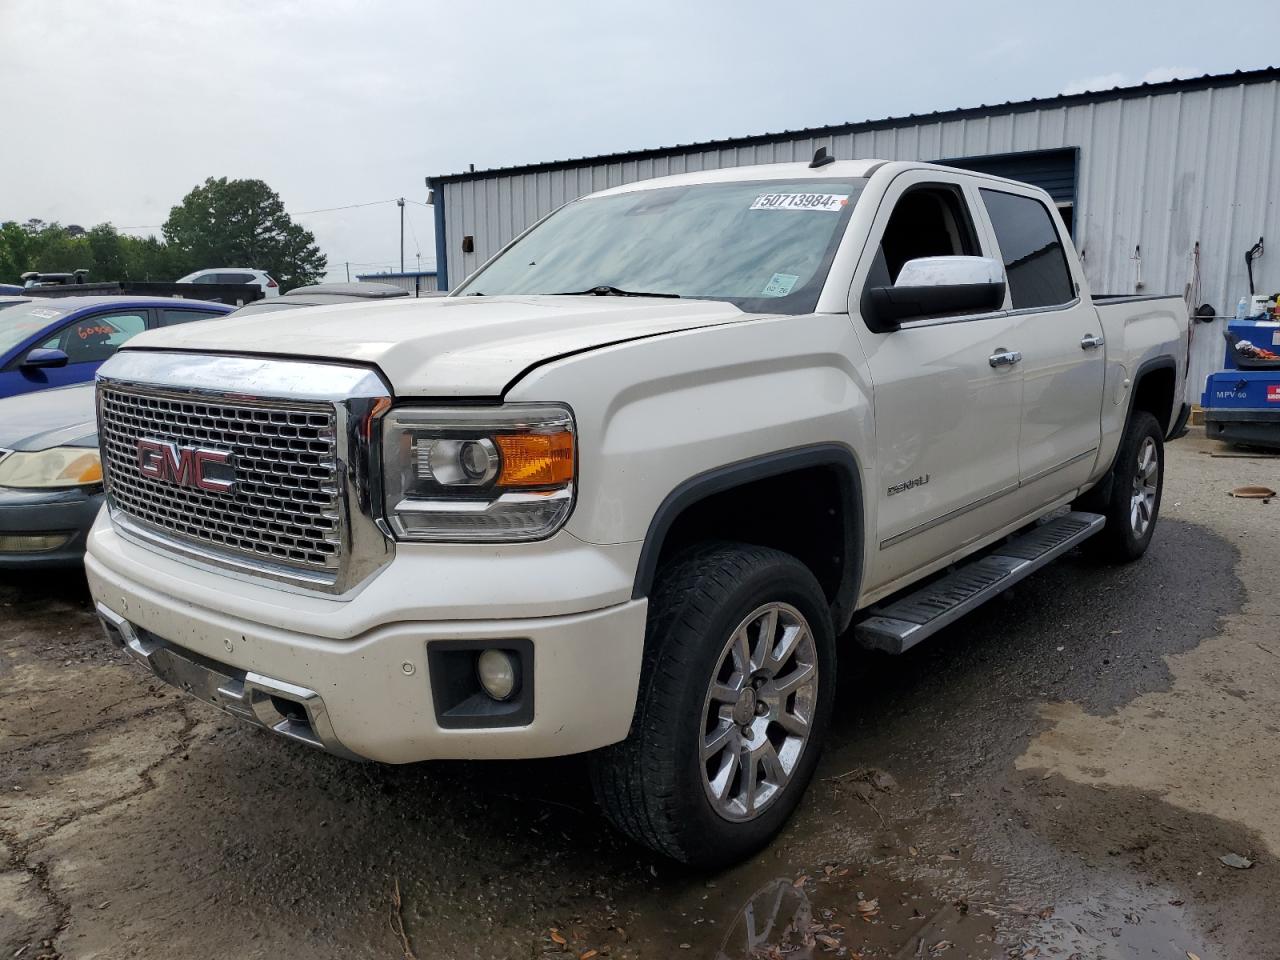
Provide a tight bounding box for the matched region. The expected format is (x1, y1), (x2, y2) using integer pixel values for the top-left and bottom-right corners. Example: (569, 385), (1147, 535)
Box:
(0, 383), (97, 451)
(120, 295), (759, 396)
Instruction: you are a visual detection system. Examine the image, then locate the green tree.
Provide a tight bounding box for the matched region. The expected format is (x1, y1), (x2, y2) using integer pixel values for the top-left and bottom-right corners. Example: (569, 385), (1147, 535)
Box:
(163, 177), (327, 290)
(0, 220), (189, 284)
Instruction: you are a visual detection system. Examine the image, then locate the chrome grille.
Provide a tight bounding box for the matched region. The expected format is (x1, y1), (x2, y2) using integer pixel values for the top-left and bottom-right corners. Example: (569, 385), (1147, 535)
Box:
(99, 384), (342, 577)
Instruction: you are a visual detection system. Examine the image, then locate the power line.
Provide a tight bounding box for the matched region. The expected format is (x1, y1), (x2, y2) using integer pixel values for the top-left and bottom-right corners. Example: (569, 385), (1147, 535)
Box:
(117, 196), (431, 231)
(294, 199), (403, 216)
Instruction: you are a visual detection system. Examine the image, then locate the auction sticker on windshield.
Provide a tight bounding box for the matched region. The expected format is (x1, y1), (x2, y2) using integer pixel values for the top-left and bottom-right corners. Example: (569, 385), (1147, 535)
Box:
(750, 193), (849, 212)
(762, 273), (800, 296)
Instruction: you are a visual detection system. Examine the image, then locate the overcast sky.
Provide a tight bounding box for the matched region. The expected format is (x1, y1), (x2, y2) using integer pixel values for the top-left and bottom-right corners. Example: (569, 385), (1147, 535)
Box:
(1, 0), (1276, 281)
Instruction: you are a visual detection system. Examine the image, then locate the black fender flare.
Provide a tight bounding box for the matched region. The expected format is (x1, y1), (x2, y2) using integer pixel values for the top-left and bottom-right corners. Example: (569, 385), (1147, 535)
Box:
(1091, 356), (1178, 499)
(630, 443), (865, 631)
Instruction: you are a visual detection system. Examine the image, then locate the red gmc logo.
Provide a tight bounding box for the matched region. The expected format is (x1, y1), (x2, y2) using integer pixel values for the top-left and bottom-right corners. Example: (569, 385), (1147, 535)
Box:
(136, 438), (235, 493)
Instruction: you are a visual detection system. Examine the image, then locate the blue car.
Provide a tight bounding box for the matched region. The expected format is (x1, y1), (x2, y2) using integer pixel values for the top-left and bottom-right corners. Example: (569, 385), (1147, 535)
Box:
(0, 296), (233, 399)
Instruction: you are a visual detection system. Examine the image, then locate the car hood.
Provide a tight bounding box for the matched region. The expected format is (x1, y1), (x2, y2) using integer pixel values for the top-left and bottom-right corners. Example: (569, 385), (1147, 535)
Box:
(0, 383), (97, 451)
(120, 295), (760, 395)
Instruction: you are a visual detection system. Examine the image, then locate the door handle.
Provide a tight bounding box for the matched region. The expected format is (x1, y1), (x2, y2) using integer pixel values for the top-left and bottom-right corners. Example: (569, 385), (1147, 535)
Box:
(1080, 333), (1105, 350)
(988, 350), (1022, 368)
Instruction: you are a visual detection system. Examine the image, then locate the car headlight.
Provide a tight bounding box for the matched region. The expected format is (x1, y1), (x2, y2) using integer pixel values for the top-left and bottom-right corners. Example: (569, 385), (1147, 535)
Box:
(0, 447), (103, 489)
(381, 404), (575, 541)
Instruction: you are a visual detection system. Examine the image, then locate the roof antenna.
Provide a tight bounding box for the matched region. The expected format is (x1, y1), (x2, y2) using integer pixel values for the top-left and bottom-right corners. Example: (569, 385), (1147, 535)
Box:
(809, 146), (835, 169)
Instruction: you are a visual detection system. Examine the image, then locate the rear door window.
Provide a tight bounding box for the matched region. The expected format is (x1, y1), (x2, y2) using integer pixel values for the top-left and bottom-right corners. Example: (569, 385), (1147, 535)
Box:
(158, 308), (220, 327)
(979, 189), (1075, 309)
(219, 273), (256, 285)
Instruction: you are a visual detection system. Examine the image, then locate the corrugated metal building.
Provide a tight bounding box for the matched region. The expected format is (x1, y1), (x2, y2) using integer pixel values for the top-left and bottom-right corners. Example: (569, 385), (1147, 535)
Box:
(353, 270), (440, 295)
(427, 67), (1280, 398)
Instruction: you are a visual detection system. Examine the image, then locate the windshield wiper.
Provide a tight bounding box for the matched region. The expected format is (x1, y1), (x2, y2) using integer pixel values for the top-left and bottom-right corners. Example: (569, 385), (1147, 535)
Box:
(553, 285), (681, 298)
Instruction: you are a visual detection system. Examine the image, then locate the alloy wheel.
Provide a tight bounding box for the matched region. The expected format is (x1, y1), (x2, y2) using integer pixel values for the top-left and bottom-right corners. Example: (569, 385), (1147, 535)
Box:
(699, 602), (819, 822)
(1130, 435), (1158, 537)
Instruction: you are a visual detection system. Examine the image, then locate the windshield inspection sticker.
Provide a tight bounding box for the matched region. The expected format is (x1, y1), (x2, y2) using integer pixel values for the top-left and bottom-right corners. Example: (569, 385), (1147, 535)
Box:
(762, 273), (800, 297)
(750, 193), (849, 212)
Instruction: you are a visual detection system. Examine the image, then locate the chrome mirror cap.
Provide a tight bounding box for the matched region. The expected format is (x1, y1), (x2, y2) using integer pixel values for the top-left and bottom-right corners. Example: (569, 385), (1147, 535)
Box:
(895, 255), (1005, 288)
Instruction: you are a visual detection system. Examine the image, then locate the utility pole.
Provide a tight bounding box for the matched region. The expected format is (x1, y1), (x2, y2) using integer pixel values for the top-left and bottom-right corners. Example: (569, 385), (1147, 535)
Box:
(345, 261), (350, 282)
(397, 197), (406, 273)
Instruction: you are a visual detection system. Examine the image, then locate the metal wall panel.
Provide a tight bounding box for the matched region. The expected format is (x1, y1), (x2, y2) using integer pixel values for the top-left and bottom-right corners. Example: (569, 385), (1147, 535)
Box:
(439, 79), (1280, 400)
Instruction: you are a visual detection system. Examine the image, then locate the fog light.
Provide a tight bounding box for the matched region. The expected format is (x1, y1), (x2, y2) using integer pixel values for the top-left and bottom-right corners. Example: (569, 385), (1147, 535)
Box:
(0, 532), (72, 553)
(476, 649), (518, 701)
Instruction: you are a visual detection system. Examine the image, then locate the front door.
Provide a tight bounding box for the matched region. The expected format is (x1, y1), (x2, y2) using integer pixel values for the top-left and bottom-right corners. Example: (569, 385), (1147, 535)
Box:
(977, 187), (1104, 508)
(850, 173), (1025, 594)
(15, 308), (150, 395)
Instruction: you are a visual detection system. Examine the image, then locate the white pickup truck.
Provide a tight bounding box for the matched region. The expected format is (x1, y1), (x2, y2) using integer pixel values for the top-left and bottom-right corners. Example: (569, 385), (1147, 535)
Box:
(88, 158), (1190, 867)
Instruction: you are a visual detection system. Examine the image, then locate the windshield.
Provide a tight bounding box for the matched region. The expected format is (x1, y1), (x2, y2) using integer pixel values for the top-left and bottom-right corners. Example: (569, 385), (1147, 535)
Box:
(0, 304), (66, 356)
(456, 178), (866, 313)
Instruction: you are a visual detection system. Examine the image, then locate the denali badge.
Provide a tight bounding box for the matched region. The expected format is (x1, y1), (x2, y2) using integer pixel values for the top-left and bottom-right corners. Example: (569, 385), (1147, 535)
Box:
(136, 438), (235, 493)
(887, 474), (929, 497)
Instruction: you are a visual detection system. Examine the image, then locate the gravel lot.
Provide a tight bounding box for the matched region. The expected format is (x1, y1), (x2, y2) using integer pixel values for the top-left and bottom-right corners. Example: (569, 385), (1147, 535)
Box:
(2, 429), (1277, 960)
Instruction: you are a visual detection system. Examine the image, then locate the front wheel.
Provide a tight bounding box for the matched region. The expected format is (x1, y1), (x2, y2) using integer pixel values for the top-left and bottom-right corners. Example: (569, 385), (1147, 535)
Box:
(590, 543), (835, 867)
(1081, 411), (1165, 563)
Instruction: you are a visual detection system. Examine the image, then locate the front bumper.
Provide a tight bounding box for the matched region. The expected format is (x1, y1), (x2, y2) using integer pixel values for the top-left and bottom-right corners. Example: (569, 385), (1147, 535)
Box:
(85, 517), (647, 764)
(99, 603), (362, 759)
(0, 485), (104, 569)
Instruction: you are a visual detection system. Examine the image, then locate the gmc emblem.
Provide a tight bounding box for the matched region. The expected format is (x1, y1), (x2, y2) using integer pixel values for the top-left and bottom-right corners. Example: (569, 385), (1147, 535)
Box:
(136, 438), (235, 493)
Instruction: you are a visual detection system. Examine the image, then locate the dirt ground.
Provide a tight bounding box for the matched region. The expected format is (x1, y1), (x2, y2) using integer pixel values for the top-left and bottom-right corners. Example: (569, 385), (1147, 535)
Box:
(2, 429), (1278, 960)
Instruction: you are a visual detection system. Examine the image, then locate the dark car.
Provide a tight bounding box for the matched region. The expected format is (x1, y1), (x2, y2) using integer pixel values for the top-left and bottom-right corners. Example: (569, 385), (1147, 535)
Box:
(0, 295), (233, 400)
(0, 384), (101, 568)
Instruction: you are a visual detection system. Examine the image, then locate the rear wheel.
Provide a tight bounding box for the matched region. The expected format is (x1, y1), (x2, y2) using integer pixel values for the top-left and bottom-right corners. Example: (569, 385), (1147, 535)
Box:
(1080, 411), (1164, 562)
(590, 543), (835, 867)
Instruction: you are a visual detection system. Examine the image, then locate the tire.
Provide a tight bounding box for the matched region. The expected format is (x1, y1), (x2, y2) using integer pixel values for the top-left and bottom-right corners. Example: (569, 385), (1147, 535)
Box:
(1079, 411), (1164, 563)
(590, 542), (836, 867)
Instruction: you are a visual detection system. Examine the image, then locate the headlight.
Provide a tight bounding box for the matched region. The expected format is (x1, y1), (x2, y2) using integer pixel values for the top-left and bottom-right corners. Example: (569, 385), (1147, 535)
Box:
(0, 447), (102, 489)
(381, 404), (575, 541)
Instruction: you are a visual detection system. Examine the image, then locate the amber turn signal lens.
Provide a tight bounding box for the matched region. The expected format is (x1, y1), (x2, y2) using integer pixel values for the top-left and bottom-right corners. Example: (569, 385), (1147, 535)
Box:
(494, 432), (574, 487)
(68, 454), (103, 484)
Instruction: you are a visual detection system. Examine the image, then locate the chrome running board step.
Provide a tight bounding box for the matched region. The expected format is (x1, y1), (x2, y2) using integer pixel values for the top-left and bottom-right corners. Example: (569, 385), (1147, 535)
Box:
(854, 511), (1105, 654)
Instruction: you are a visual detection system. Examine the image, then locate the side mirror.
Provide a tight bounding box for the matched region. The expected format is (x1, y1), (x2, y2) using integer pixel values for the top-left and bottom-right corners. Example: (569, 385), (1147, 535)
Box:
(21, 347), (70, 369)
(863, 256), (1007, 331)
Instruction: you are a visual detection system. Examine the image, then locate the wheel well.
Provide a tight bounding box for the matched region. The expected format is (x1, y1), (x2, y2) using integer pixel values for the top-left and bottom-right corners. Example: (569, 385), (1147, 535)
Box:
(633, 450), (861, 629)
(1132, 363), (1176, 435)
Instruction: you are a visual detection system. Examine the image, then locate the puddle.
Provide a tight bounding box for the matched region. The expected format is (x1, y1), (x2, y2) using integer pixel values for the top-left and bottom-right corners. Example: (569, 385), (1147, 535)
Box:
(1024, 894), (1207, 959)
(546, 861), (1006, 959)
(701, 871), (999, 959)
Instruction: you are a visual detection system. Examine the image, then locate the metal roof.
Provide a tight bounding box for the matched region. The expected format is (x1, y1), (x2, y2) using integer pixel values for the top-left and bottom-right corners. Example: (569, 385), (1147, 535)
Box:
(428, 66), (1280, 185)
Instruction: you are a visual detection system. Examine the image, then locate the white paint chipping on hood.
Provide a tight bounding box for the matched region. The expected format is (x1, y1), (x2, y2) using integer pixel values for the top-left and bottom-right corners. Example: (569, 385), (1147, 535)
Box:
(122, 295), (759, 396)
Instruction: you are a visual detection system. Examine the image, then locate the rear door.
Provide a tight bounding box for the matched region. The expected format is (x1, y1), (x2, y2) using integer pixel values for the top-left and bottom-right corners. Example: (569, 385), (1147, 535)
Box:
(850, 171), (1025, 593)
(977, 187), (1104, 509)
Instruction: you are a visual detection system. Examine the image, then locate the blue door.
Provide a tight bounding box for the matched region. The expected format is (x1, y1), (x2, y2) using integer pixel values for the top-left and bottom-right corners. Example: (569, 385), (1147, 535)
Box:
(0, 308), (149, 398)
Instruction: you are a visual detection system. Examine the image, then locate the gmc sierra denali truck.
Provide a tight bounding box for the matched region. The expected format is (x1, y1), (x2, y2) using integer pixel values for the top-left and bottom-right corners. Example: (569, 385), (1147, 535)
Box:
(87, 158), (1190, 867)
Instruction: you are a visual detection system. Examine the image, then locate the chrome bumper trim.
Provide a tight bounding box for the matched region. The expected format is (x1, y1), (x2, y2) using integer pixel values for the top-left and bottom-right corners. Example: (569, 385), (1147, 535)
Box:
(97, 602), (362, 761)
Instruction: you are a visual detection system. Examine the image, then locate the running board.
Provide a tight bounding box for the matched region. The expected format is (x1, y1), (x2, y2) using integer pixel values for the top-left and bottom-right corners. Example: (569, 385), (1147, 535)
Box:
(854, 511), (1105, 654)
